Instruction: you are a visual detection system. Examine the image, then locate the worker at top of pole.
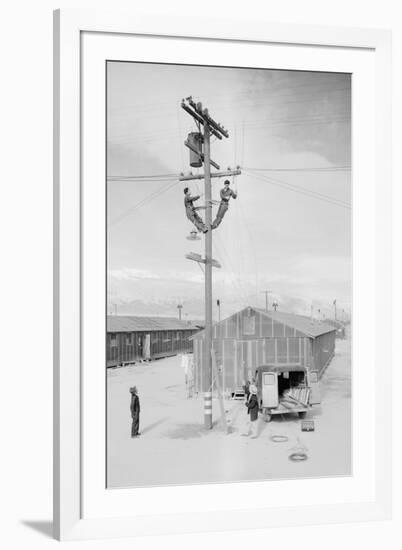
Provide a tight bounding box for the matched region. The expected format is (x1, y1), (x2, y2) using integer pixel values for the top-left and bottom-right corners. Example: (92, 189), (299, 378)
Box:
(211, 180), (237, 230)
(183, 187), (208, 234)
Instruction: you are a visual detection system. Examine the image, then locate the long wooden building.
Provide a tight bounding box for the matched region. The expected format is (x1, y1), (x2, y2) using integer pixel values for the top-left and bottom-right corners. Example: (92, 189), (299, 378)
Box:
(323, 318), (346, 339)
(191, 306), (337, 394)
(107, 316), (200, 367)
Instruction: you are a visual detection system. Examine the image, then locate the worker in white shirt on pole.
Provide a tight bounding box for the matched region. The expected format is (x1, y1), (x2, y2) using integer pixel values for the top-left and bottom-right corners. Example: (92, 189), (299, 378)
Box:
(211, 180), (237, 229)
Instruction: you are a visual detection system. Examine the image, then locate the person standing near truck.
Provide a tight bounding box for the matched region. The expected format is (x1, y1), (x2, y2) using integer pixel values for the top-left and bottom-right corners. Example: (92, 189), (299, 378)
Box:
(244, 385), (259, 438)
(243, 379), (251, 402)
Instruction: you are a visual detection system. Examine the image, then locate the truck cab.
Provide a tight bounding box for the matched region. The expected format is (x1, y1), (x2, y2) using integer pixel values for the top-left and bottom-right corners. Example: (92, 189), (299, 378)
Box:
(254, 364), (321, 422)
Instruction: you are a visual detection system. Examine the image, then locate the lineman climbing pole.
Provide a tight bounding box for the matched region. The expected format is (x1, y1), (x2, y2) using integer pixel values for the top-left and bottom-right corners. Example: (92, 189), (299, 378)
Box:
(180, 96), (241, 429)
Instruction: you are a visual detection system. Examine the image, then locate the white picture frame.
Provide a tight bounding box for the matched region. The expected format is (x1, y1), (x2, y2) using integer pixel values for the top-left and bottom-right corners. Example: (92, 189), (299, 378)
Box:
(53, 8), (392, 541)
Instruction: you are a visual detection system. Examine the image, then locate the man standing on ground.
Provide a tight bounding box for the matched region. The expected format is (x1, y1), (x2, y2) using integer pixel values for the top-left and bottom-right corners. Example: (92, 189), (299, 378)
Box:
(130, 386), (141, 438)
(211, 179), (237, 229)
(243, 379), (251, 402)
(243, 384), (259, 438)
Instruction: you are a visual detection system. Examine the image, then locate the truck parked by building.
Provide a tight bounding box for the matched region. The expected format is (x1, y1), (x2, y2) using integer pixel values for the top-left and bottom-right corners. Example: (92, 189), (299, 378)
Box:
(255, 364), (321, 422)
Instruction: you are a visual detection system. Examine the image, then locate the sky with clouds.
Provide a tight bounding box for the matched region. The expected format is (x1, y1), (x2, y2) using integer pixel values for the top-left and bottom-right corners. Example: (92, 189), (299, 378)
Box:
(107, 62), (351, 321)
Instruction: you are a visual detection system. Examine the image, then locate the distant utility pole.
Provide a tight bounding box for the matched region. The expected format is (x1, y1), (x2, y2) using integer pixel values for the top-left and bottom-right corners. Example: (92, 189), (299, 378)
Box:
(261, 290), (271, 312)
(333, 299), (337, 321)
(217, 299), (221, 322)
(177, 304), (183, 321)
(181, 96), (241, 430)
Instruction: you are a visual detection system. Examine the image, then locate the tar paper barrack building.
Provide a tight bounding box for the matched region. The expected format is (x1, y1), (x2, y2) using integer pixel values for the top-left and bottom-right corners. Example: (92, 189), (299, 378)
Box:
(191, 306), (337, 394)
(107, 316), (200, 367)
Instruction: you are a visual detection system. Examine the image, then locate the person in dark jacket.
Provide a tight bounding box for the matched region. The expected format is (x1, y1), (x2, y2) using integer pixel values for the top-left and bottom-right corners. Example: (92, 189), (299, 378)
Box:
(130, 386), (140, 437)
(243, 379), (251, 402)
(244, 385), (259, 438)
(184, 187), (208, 233)
(211, 180), (237, 230)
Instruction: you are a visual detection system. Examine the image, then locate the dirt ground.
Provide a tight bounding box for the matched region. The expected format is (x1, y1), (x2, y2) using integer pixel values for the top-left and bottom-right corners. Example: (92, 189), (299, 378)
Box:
(107, 334), (351, 488)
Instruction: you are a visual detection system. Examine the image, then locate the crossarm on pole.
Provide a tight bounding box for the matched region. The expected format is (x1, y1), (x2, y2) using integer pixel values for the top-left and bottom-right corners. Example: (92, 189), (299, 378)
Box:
(179, 169), (241, 182)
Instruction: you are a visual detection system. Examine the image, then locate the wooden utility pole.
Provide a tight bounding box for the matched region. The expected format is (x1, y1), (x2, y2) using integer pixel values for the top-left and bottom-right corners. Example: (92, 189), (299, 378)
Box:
(203, 121), (213, 428)
(261, 289), (271, 312)
(180, 96), (241, 429)
(333, 299), (337, 321)
(177, 304), (183, 321)
(211, 349), (230, 434)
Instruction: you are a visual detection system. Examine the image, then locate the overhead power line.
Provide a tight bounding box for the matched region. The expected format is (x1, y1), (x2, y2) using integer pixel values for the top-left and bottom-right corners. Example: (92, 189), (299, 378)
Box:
(109, 83), (350, 119)
(246, 169), (351, 209)
(108, 178), (177, 183)
(107, 173), (178, 180)
(108, 109), (350, 148)
(245, 166), (351, 172)
(244, 169), (351, 209)
(109, 179), (180, 227)
(108, 113), (349, 148)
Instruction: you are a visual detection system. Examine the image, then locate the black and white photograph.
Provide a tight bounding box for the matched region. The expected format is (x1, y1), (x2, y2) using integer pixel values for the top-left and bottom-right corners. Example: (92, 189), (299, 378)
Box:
(106, 61), (351, 489)
(0, 0), (398, 545)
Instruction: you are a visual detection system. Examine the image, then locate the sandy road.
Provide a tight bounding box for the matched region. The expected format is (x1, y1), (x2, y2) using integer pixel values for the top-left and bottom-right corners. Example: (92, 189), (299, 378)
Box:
(107, 336), (351, 488)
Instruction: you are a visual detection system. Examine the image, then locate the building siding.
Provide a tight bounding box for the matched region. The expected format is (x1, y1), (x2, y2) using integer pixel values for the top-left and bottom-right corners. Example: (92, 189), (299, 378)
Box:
(107, 328), (197, 367)
(192, 307), (336, 393)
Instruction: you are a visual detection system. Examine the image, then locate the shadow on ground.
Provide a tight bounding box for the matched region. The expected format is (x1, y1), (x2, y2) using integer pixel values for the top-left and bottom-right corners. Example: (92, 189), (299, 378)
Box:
(21, 520), (53, 539)
(141, 418), (166, 434)
(165, 421), (220, 440)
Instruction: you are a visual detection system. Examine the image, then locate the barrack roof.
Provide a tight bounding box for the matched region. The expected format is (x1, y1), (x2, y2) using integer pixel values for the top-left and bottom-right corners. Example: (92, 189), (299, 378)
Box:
(254, 308), (337, 338)
(191, 307), (336, 339)
(107, 316), (199, 333)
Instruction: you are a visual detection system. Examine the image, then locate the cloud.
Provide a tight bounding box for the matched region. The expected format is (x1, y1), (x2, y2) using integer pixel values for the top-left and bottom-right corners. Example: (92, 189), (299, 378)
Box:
(264, 255), (351, 287)
(107, 65), (351, 319)
(109, 268), (161, 281)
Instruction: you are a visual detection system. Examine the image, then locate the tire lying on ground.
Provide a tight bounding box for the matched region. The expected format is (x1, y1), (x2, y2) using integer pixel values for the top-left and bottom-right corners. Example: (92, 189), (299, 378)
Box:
(288, 451), (308, 462)
(270, 434), (289, 443)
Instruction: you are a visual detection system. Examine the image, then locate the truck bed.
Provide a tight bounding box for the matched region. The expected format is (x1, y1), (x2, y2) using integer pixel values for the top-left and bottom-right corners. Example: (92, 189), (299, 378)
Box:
(269, 401), (310, 415)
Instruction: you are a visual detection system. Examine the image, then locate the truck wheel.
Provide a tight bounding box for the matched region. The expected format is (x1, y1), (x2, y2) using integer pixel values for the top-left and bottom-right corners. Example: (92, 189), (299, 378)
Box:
(298, 411), (307, 419)
(263, 412), (272, 423)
